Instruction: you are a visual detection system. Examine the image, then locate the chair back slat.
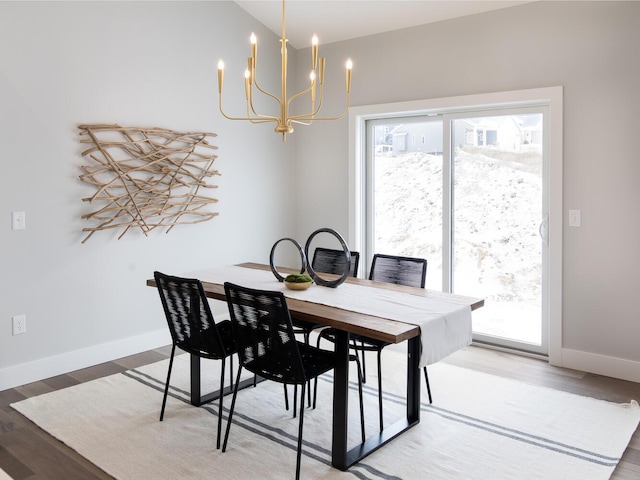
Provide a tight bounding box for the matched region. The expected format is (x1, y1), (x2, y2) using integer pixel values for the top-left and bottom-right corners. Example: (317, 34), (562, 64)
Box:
(154, 271), (226, 357)
(224, 282), (307, 385)
(311, 247), (360, 277)
(369, 254), (427, 288)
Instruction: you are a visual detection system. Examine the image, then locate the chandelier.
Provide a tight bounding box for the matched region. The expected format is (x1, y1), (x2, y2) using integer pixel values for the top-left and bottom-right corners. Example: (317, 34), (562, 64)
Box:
(217, 0), (352, 141)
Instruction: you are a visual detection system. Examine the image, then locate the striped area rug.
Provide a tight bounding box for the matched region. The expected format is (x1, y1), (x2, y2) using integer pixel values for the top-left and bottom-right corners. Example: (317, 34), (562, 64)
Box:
(12, 351), (640, 480)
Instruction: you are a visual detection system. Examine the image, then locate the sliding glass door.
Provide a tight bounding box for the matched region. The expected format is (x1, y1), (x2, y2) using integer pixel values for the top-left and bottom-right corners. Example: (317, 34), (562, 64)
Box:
(365, 107), (548, 354)
(450, 112), (546, 351)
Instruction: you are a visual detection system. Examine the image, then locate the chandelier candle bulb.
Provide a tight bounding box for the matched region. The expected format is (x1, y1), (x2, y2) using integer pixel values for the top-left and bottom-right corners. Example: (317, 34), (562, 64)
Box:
(244, 69), (251, 100)
(217, 60), (224, 93)
(312, 34), (318, 70)
(250, 32), (257, 61)
(346, 58), (352, 94)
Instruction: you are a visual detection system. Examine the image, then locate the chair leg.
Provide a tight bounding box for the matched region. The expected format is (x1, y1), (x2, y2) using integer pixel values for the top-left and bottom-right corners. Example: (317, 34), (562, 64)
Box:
(313, 331), (337, 409)
(159, 344), (176, 421)
(423, 366), (433, 404)
(360, 340), (368, 383)
(293, 384), (298, 418)
(312, 333), (328, 409)
(222, 365), (244, 453)
(312, 377), (318, 410)
(377, 349), (384, 431)
(284, 384), (290, 411)
(295, 383), (306, 480)
(216, 357), (226, 449)
(353, 355), (366, 443)
(303, 331), (312, 408)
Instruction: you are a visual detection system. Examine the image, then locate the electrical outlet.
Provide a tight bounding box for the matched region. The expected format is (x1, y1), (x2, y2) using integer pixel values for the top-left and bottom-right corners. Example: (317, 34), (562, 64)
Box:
(12, 315), (26, 335)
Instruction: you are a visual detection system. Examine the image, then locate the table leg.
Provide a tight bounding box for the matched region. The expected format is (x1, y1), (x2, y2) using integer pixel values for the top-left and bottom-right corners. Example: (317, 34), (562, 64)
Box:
(189, 353), (262, 407)
(331, 329), (350, 470)
(331, 334), (421, 471)
(406, 336), (421, 424)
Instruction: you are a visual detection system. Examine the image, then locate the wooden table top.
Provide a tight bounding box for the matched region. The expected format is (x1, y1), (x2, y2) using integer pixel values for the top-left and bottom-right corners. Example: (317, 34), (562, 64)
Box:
(147, 262), (484, 345)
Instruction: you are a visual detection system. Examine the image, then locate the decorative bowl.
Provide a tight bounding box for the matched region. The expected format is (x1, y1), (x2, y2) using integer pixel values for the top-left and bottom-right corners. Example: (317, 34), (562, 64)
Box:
(284, 280), (313, 291)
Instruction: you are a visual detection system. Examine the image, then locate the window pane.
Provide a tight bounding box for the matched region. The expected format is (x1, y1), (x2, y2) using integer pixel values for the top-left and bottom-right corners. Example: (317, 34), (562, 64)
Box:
(452, 114), (543, 345)
(372, 121), (443, 290)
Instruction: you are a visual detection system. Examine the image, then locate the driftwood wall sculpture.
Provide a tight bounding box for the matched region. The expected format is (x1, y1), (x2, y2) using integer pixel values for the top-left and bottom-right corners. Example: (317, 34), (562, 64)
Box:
(78, 124), (219, 243)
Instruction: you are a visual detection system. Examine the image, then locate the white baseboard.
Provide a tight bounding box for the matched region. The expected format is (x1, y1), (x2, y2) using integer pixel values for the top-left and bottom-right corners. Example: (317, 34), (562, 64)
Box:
(0, 329), (171, 391)
(560, 348), (640, 383)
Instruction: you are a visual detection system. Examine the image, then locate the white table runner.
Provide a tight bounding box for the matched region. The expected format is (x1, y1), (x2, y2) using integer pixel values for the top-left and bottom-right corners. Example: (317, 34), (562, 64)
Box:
(191, 265), (472, 367)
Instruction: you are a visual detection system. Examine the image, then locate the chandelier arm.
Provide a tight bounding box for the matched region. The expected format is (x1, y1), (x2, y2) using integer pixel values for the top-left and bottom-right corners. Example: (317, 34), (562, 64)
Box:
(289, 119), (314, 126)
(219, 95), (277, 124)
(247, 89), (280, 122)
(289, 82), (326, 121)
(245, 80), (280, 123)
(252, 78), (282, 105)
(291, 94), (350, 122)
(247, 109), (279, 123)
(298, 110), (349, 122)
(289, 95), (325, 122)
(249, 35), (283, 106)
(286, 84), (314, 108)
(290, 101), (324, 121)
(248, 118), (276, 124)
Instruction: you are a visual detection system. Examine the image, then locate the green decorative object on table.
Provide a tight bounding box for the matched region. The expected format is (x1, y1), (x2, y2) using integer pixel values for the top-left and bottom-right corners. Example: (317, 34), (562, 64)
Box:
(284, 273), (313, 290)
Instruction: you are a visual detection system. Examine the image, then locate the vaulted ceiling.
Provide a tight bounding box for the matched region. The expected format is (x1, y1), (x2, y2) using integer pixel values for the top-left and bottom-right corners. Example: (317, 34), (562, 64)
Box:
(235, 1), (532, 49)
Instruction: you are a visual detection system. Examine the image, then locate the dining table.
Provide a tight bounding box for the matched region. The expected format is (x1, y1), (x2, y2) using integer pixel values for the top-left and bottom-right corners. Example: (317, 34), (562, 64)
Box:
(147, 262), (483, 471)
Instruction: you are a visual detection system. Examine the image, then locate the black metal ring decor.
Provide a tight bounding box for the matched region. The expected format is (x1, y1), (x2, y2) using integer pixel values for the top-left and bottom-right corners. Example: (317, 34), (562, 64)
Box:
(304, 228), (351, 288)
(269, 237), (307, 282)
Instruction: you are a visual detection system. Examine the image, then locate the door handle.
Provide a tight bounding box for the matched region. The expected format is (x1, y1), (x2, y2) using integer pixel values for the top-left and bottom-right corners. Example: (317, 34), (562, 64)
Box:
(538, 214), (549, 246)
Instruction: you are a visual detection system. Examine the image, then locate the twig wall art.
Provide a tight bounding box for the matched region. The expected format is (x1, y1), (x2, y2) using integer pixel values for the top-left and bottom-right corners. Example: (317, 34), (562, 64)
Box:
(78, 124), (220, 243)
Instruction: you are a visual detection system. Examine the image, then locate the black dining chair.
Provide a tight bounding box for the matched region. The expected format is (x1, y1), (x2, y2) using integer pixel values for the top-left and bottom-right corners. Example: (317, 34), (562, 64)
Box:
(154, 271), (237, 449)
(222, 282), (365, 480)
(317, 253), (431, 431)
(310, 247), (360, 280)
(291, 247), (360, 343)
(288, 247), (360, 412)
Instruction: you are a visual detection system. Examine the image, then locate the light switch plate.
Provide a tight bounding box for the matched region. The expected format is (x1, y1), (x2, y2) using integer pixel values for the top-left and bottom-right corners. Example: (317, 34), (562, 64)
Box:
(569, 209), (581, 227)
(12, 211), (26, 230)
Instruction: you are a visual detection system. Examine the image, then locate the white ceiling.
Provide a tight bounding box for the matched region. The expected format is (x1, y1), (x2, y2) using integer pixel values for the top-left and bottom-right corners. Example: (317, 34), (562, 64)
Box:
(234, 0), (533, 49)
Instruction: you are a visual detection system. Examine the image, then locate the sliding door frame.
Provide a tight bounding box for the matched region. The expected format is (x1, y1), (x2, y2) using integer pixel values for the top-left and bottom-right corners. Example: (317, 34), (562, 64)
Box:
(348, 87), (563, 365)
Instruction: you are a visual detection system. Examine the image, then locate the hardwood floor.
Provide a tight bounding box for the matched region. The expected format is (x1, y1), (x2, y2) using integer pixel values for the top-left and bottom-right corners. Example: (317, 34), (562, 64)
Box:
(1, 344), (639, 479)
(0, 346), (173, 480)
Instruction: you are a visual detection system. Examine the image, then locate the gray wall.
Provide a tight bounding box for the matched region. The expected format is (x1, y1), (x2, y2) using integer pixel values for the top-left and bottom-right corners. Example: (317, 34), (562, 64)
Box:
(293, 2), (640, 379)
(0, 1), (294, 389)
